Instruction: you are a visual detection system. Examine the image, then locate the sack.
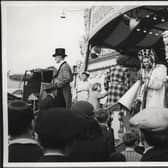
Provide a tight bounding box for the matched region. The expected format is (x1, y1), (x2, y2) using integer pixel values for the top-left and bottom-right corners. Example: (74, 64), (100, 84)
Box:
(129, 107), (168, 131)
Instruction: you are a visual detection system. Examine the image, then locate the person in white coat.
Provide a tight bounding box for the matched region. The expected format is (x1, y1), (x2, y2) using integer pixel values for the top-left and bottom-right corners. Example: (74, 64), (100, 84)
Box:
(137, 48), (167, 109)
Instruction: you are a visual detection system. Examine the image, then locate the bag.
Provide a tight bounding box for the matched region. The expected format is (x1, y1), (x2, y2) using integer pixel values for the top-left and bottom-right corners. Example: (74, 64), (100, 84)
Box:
(129, 107), (168, 131)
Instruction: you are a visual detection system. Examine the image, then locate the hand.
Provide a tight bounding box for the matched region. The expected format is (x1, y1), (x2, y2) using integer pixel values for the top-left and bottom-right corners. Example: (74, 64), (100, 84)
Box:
(137, 73), (142, 81)
(52, 90), (57, 97)
(130, 99), (142, 115)
(54, 79), (59, 84)
(144, 75), (150, 81)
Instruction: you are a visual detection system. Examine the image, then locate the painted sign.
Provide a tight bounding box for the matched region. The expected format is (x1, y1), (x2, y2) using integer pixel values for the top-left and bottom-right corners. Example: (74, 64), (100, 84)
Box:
(88, 6), (138, 39)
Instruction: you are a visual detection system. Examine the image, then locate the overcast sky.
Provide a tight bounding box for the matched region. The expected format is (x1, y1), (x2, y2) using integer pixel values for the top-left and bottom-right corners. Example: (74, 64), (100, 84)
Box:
(2, 2), (88, 74)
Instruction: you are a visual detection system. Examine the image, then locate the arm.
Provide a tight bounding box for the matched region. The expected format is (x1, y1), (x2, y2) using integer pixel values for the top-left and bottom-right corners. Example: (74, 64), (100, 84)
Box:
(104, 70), (110, 91)
(55, 64), (73, 88)
(148, 64), (167, 90)
(124, 68), (131, 91)
(97, 92), (108, 99)
(77, 89), (89, 93)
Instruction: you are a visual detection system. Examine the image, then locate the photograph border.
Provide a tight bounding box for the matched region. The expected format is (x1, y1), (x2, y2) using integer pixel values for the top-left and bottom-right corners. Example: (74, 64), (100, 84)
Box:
(2, 1), (168, 167)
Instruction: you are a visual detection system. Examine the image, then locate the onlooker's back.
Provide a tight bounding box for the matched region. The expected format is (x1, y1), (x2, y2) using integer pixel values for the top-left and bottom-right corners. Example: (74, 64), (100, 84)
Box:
(95, 109), (115, 154)
(141, 147), (168, 161)
(121, 131), (142, 161)
(69, 135), (110, 162)
(8, 100), (43, 162)
(9, 139), (43, 162)
(70, 101), (110, 162)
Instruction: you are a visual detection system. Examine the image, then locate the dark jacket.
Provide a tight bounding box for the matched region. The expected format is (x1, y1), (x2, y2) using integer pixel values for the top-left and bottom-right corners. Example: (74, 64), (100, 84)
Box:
(100, 125), (116, 154)
(9, 139), (43, 162)
(39, 155), (69, 162)
(69, 135), (110, 162)
(54, 62), (73, 108)
(141, 147), (168, 161)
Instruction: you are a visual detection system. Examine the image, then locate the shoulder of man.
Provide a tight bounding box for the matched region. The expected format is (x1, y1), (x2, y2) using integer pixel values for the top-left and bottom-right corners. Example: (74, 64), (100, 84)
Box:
(60, 62), (71, 70)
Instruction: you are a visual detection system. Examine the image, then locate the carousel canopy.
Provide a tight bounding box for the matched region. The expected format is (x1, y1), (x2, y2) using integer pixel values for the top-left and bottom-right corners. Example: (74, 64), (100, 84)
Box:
(88, 6), (168, 61)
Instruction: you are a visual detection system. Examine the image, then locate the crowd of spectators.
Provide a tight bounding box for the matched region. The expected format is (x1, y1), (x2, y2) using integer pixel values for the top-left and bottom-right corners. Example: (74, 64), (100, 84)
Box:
(7, 47), (168, 163)
(8, 99), (168, 162)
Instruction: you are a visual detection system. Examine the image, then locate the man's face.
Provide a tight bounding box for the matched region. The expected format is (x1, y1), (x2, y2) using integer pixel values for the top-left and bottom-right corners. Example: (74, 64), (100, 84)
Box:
(81, 74), (87, 81)
(142, 57), (152, 69)
(54, 55), (63, 63)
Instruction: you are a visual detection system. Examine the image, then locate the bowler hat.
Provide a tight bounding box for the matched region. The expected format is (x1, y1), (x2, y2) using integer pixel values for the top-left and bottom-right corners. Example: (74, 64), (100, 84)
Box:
(8, 100), (34, 136)
(35, 107), (89, 147)
(52, 48), (67, 57)
(71, 101), (94, 118)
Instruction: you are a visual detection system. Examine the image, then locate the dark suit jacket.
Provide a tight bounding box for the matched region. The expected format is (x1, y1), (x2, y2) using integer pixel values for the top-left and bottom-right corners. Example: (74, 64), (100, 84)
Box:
(39, 155), (69, 162)
(141, 147), (168, 161)
(69, 135), (110, 162)
(9, 143), (43, 162)
(100, 125), (116, 154)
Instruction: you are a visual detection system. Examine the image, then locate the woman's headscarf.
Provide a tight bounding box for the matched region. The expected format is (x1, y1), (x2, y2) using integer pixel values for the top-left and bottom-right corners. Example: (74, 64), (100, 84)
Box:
(138, 48), (157, 63)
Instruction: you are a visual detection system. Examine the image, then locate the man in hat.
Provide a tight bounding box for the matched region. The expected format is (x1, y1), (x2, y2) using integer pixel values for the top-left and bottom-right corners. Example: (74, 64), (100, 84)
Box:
(76, 71), (91, 101)
(35, 107), (89, 162)
(49, 48), (73, 108)
(129, 107), (168, 161)
(8, 100), (43, 162)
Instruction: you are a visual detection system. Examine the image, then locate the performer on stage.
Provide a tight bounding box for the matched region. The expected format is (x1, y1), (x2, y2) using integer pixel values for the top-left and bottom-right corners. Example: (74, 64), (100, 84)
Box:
(104, 55), (131, 108)
(52, 48), (73, 108)
(132, 48), (167, 113)
(40, 48), (73, 109)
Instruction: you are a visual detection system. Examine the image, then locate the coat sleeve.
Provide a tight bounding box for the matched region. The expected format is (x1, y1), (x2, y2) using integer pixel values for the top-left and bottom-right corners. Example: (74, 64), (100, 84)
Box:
(55, 64), (73, 88)
(104, 69), (110, 91)
(148, 64), (167, 90)
(124, 68), (131, 91)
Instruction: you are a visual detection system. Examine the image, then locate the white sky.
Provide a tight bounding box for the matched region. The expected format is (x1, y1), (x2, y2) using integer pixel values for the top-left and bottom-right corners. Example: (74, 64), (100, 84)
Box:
(2, 2), (88, 74)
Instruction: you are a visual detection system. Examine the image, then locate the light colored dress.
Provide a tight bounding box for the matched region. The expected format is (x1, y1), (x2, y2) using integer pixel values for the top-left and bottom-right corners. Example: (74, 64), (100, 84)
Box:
(77, 80), (90, 101)
(146, 64), (167, 108)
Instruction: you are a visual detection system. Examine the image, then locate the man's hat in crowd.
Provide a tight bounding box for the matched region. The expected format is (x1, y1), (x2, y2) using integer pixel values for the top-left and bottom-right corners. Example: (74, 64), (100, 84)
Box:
(95, 108), (108, 123)
(35, 107), (89, 145)
(8, 100), (34, 136)
(52, 48), (67, 57)
(81, 71), (90, 77)
(71, 101), (102, 138)
(129, 107), (168, 132)
(71, 101), (94, 118)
